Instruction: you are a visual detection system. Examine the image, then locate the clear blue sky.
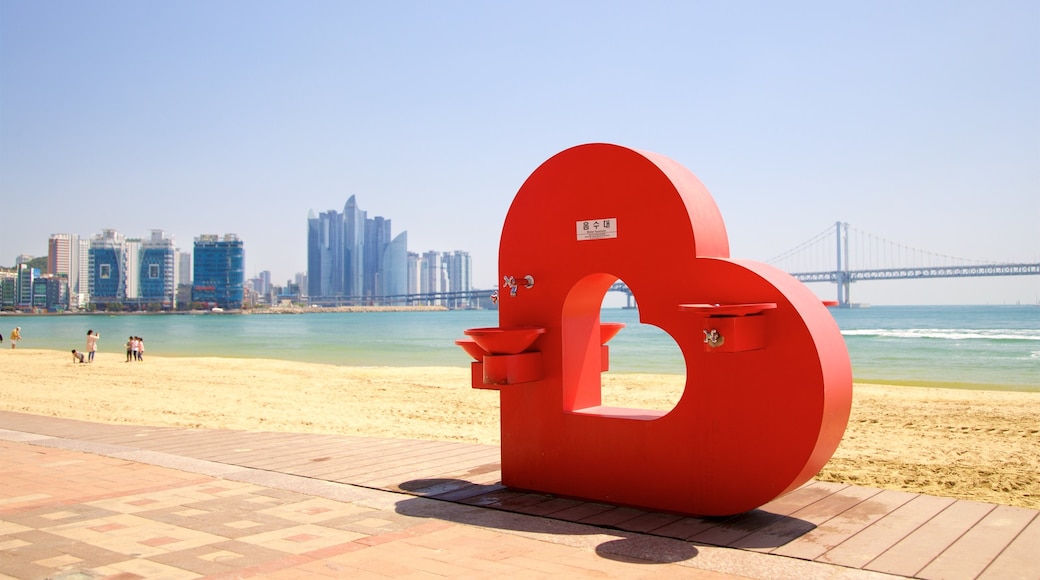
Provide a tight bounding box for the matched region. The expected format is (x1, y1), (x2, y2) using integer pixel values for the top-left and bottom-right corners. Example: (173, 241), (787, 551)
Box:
(1, 1), (1037, 305)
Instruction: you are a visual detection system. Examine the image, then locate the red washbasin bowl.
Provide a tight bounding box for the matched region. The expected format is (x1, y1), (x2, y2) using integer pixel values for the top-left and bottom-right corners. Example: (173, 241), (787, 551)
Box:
(464, 326), (546, 355)
(600, 322), (625, 345)
(454, 338), (489, 361)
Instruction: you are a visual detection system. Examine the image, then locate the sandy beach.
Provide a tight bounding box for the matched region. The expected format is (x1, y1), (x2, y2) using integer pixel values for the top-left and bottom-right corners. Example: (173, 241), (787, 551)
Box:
(1, 348), (1036, 509)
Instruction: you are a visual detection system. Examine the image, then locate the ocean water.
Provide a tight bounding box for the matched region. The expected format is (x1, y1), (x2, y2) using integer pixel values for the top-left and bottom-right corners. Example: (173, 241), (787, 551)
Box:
(2, 305), (1037, 391)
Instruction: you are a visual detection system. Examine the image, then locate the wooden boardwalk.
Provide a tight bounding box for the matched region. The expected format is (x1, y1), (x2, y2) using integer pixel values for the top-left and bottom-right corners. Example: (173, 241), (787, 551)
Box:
(1, 410), (1036, 580)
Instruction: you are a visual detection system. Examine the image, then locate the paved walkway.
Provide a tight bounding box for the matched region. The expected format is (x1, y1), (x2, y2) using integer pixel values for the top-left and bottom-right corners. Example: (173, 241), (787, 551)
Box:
(1, 412), (1036, 579)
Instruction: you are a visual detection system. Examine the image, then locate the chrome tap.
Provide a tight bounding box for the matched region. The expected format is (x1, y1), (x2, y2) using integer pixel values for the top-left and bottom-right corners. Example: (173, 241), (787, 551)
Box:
(502, 275), (535, 297)
(703, 328), (725, 348)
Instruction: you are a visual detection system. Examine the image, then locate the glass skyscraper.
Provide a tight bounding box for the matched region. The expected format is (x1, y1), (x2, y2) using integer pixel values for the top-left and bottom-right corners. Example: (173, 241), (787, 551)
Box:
(343, 195), (366, 298)
(139, 230), (177, 308)
(88, 229), (126, 305)
(306, 195), (474, 306)
(307, 209), (344, 298)
(192, 234), (245, 309)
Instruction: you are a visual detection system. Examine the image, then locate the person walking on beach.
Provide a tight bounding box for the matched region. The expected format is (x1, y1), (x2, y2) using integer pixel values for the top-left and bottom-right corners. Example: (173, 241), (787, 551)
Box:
(9, 327), (21, 349)
(137, 337), (144, 361)
(86, 330), (99, 363)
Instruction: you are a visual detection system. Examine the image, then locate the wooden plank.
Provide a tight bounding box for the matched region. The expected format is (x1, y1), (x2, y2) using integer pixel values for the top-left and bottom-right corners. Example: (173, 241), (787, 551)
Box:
(348, 447), (501, 486)
(731, 484), (882, 551)
(816, 494), (955, 569)
(460, 489), (555, 511)
(576, 506), (648, 528)
(614, 511), (685, 534)
(918, 505), (1038, 580)
(538, 501), (616, 523)
(690, 482), (843, 547)
(865, 499), (995, 577)
(264, 439), (451, 472)
(772, 488), (916, 561)
(431, 483), (508, 502)
(511, 496), (586, 517)
(647, 516), (733, 541)
(976, 511), (1040, 580)
(281, 440), (458, 477)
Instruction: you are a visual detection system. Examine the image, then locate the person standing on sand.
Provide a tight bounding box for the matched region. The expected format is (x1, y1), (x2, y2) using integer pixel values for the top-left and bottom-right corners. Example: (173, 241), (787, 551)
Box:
(86, 330), (99, 363)
(10, 327), (21, 349)
(137, 337), (144, 361)
(125, 336), (133, 362)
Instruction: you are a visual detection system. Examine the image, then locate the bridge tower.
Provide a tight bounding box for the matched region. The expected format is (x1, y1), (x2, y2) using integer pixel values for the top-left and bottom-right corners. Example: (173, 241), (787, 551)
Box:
(836, 221), (851, 307)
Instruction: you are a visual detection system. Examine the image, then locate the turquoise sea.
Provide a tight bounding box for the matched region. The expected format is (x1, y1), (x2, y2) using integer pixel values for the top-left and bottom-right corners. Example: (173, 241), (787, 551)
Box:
(2, 305), (1037, 392)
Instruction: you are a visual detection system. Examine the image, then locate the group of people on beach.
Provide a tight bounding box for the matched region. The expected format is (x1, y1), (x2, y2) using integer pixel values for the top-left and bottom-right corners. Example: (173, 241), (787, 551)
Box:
(6, 327), (147, 363)
(70, 330), (144, 363)
(125, 335), (145, 362)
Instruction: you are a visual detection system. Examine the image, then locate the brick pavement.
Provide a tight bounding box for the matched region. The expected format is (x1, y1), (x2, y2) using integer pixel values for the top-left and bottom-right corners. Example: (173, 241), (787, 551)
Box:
(0, 432), (901, 579)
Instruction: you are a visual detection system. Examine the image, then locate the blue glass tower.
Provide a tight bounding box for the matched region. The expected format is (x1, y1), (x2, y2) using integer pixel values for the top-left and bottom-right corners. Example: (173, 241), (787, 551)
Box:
(192, 234), (245, 309)
(139, 230), (177, 308)
(88, 229), (126, 305)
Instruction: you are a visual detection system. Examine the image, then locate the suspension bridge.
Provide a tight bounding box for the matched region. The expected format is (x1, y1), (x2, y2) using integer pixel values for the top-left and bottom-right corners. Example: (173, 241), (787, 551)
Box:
(764, 222), (1038, 307)
(601, 221), (1038, 308)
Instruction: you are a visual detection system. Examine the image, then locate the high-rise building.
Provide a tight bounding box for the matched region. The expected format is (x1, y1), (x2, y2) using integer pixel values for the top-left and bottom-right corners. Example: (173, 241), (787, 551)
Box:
(365, 215), (391, 296)
(419, 250), (444, 305)
(307, 209), (344, 298)
(33, 275), (67, 311)
(88, 229), (127, 305)
(177, 250), (191, 285)
(16, 263), (39, 307)
(257, 270), (271, 296)
(342, 196), (366, 298)
(380, 231), (409, 302)
(76, 238), (89, 307)
(48, 234), (79, 300)
(139, 230), (177, 308)
(443, 251), (473, 308)
(407, 252), (421, 296)
(124, 238), (142, 300)
(306, 196), (472, 307)
(192, 234), (245, 309)
(307, 195), (371, 301)
(0, 271), (16, 308)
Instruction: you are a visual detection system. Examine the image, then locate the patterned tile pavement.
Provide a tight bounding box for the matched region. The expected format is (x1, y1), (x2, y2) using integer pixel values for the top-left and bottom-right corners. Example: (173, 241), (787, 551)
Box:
(0, 430), (905, 580)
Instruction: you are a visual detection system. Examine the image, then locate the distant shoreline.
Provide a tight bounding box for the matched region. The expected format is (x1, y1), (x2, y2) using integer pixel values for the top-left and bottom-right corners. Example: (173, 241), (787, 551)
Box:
(0, 305), (456, 316)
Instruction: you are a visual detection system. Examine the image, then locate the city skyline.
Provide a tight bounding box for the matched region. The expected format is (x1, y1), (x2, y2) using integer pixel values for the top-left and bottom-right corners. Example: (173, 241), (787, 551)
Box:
(1, 2), (1037, 305)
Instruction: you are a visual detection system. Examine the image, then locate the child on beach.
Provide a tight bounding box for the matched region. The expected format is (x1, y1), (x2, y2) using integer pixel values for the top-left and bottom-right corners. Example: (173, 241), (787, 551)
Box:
(71, 349), (85, 363)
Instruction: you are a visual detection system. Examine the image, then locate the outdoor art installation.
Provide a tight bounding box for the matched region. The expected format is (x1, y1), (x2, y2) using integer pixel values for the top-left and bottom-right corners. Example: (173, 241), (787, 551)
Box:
(456, 143), (853, 516)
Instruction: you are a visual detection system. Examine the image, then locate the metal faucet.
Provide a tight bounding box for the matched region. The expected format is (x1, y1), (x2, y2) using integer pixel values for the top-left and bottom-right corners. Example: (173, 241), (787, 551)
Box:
(502, 275), (535, 297)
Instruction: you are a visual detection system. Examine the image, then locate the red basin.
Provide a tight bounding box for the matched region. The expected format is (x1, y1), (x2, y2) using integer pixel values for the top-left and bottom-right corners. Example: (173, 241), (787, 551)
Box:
(600, 322), (625, 345)
(464, 326), (546, 355)
(454, 338), (489, 361)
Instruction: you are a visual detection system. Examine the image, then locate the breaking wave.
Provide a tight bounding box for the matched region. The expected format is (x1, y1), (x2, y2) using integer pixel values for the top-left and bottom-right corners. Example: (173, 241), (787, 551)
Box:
(841, 328), (1040, 341)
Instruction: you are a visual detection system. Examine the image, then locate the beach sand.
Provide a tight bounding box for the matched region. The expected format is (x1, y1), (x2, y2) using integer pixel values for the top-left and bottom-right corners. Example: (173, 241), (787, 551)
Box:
(1, 348), (1037, 509)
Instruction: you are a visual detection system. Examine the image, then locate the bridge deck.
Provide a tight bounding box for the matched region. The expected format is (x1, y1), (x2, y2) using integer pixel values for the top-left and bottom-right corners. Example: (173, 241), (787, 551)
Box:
(1, 410), (1036, 579)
